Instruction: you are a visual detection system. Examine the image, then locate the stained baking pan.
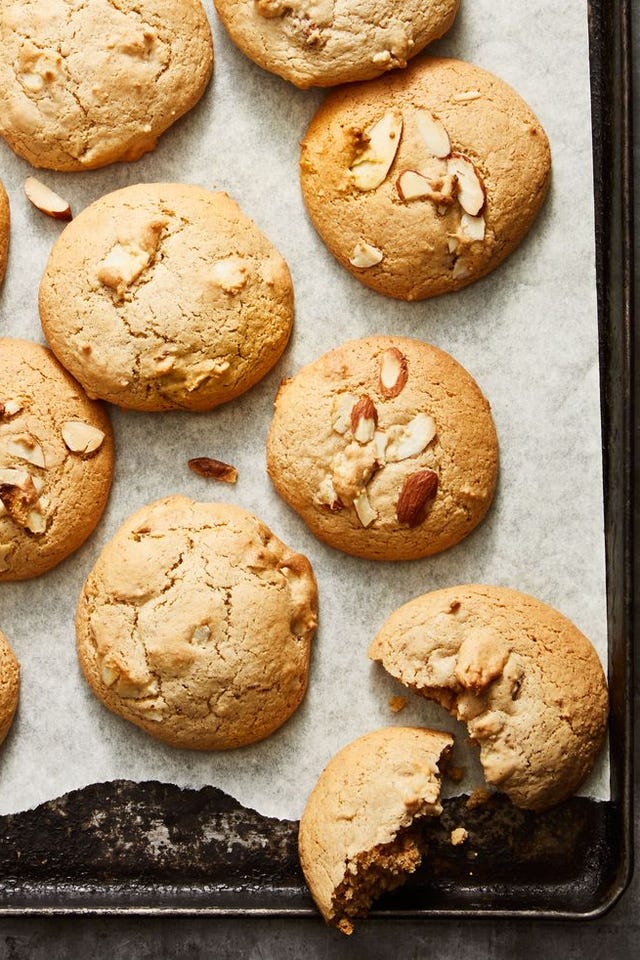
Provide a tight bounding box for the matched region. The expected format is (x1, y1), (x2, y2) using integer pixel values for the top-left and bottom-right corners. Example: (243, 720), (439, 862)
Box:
(0, 0), (634, 917)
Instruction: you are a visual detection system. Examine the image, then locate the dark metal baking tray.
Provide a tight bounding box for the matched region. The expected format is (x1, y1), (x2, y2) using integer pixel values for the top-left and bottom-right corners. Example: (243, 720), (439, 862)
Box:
(0, 0), (633, 918)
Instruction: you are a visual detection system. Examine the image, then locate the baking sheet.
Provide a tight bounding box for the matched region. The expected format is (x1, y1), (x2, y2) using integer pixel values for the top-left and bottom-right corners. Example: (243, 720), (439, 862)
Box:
(0, 0), (608, 820)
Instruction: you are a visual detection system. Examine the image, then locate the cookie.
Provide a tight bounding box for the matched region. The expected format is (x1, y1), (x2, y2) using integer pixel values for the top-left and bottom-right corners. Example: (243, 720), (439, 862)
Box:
(0, 0), (213, 171)
(300, 57), (551, 300)
(369, 585), (609, 810)
(39, 184), (294, 411)
(0, 179), (9, 285)
(266, 336), (498, 561)
(0, 338), (114, 581)
(76, 496), (318, 749)
(0, 629), (20, 746)
(298, 726), (453, 934)
(215, 0), (459, 89)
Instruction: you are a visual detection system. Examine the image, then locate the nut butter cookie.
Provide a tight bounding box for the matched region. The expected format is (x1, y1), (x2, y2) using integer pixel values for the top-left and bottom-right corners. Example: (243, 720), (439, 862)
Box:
(39, 183), (294, 411)
(0, 338), (114, 581)
(0, 179), (9, 285)
(0, 630), (20, 746)
(299, 726), (453, 934)
(215, 0), (459, 89)
(266, 336), (498, 560)
(76, 496), (318, 750)
(369, 585), (609, 811)
(300, 57), (551, 300)
(0, 0), (213, 171)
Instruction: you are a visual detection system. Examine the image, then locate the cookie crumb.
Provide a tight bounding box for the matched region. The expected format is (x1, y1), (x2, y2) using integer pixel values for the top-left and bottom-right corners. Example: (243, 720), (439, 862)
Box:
(188, 457), (238, 484)
(450, 827), (468, 846)
(466, 787), (492, 810)
(388, 695), (407, 713)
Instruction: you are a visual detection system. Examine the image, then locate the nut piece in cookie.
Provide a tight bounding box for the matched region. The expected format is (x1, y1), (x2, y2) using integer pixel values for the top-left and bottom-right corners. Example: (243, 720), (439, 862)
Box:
(75, 497), (318, 749)
(0, 338), (114, 582)
(266, 336), (498, 561)
(0, 0), (213, 171)
(0, 629), (20, 746)
(39, 184), (294, 412)
(369, 585), (609, 810)
(300, 57), (551, 300)
(298, 726), (453, 934)
(214, 0), (459, 89)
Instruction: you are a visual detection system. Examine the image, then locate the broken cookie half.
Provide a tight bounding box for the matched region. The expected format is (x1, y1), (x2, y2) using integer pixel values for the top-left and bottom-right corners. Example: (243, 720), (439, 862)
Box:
(298, 726), (453, 934)
(369, 585), (609, 812)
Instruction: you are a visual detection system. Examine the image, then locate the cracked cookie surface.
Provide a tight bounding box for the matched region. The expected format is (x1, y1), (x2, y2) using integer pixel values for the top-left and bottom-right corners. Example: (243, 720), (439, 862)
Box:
(0, 0), (213, 171)
(76, 496), (318, 749)
(300, 57), (551, 300)
(369, 585), (609, 810)
(214, 0), (459, 89)
(0, 180), (9, 285)
(39, 183), (294, 411)
(298, 726), (452, 933)
(0, 338), (114, 581)
(0, 629), (20, 746)
(266, 336), (498, 561)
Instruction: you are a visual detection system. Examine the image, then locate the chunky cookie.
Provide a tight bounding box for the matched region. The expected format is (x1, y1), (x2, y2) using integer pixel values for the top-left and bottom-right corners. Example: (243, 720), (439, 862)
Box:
(369, 585), (609, 811)
(266, 336), (498, 560)
(300, 57), (551, 300)
(0, 338), (114, 581)
(0, 629), (20, 746)
(0, 179), (9, 285)
(215, 0), (459, 89)
(299, 726), (453, 934)
(40, 184), (294, 411)
(76, 496), (318, 749)
(0, 0), (213, 171)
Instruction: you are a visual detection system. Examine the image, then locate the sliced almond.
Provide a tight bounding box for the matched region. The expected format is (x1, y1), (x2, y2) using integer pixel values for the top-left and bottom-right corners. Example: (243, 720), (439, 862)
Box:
(100, 664), (119, 687)
(396, 469), (439, 526)
(453, 259), (471, 280)
(315, 475), (343, 512)
(447, 154), (485, 216)
(460, 212), (486, 242)
(62, 421), (105, 455)
(353, 489), (377, 528)
(379, 347), (408, 399)
(192, 625), (212, 643)
(396, 169), (432, 201)
(0, 469), (45, 533)
(447, 236), (460, 254)
(351, 395), (378, 444)
(26, 508), (47, 534)
(452, 90), (482, 103)
(3, 435), (46, 468)
(386, 413), (436, 462)
(0, 399), (23, 418)
(349, 240), (384, 269)
(372, 429), (388, 463)
(350, 111), (403, 191)
(24, 176), (72, 221)
(415, 110), (451, 159)
(332, 393), (358, 435)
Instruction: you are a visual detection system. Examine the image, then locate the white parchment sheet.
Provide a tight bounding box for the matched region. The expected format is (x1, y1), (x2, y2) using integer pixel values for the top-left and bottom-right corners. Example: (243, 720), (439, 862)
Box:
(0, 1), (608, 818)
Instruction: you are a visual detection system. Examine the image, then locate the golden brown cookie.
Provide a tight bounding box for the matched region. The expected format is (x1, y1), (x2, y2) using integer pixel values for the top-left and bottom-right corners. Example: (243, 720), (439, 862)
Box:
(0, 338), (114, 581)
(76, 496), (318, 750)
(266, 336), (498, 560)
(0, 179), (9, 285)
(39, 184), (294, 411)
(215, 0), (459, 88)
(0, 0), (213, 171)
(369, 585), (609, 811)
(0, 629), (20, 746)
(300, 57), (551, 300)
(298, 726), (453, 934)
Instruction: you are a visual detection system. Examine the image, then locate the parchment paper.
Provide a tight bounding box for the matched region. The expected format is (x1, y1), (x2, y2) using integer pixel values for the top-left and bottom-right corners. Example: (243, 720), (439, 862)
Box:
(0, 0), (608, 819)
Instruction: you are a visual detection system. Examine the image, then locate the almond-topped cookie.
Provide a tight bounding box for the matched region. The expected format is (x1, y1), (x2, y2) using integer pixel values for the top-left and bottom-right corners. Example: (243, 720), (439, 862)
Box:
(0, 0), (213, 171)
(299, 726), (453, 934)
(0, 629), (20, 747)
(266, 336), (498, 560)
(300, 57), (551, 300)
(369, 585), (609, 811)
(0, 179), (9, 285)
(39, 184), (294, 412)
(215, 0), (459, 89)
(76, 496), (318, 750)
(0, 338), (114, 581)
